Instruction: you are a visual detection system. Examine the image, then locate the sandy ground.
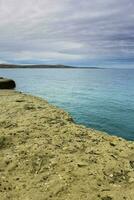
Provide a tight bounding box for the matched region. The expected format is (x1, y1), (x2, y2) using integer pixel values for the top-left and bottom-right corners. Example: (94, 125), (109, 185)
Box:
(0, 90), (134, 200)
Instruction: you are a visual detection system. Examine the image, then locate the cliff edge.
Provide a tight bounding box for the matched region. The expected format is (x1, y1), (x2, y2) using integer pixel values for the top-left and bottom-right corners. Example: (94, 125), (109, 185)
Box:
(0, 91), (134, 200)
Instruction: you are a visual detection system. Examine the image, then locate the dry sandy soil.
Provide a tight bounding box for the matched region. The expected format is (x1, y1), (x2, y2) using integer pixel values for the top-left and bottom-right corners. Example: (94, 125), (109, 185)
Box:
(0, 90), (134, 200)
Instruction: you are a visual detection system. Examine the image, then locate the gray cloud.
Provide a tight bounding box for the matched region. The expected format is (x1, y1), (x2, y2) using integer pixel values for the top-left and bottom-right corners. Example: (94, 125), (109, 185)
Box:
(0, 0), (134, 67)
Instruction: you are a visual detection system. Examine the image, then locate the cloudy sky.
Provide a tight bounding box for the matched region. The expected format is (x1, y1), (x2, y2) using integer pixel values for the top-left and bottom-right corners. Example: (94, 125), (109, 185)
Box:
(0, 0), (134, 67)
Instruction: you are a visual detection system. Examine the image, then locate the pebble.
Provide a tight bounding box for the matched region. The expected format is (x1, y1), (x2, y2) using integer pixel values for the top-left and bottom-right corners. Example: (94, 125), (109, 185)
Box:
(128, 177), (134, 183)
(109, 174), (113, 178)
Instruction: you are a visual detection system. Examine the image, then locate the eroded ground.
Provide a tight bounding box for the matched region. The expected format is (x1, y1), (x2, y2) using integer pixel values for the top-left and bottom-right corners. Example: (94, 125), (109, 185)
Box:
(0, 91), (134, 200)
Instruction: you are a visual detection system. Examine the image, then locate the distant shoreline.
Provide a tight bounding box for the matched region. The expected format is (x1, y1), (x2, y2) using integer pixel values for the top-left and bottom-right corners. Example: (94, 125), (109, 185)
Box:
(0, 64), (100, 69)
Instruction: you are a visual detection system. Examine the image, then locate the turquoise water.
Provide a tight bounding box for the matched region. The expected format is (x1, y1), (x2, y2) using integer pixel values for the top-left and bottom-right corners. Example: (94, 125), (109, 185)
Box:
(0, 68), (134, 140)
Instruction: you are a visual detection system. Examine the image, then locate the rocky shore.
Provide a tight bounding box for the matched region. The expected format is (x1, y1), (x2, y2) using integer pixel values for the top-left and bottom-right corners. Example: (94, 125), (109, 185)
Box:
(0, 90), (134, 200)
(0, 78), (16, 89)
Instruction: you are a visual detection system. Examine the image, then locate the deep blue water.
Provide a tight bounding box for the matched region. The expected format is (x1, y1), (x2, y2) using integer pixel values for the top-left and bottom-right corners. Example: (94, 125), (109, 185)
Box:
(0, 68), (134, 140)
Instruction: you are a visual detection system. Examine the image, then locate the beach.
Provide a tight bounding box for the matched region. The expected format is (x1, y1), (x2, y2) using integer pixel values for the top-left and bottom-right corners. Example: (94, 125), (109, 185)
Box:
(0, 90), (134, 200)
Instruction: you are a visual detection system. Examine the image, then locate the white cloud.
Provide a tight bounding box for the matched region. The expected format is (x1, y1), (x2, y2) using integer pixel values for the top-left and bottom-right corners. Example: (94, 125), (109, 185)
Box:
(14, 50), (84, 61)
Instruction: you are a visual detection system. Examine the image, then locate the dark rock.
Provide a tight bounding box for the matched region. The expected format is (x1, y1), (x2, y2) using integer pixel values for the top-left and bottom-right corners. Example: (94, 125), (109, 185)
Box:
(0, 77), (16, 89)
(129, 160), (134, 169)
(101, 196), (112, 200)
(109, 142), (116, 147)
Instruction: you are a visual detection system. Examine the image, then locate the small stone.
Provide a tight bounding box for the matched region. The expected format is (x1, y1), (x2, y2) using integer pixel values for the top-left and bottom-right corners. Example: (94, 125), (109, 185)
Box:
(77, 161), (88, 167)
(128, 177), (134, 183)
(109, 174), (113, 178)
(129, 161), (134, 169)
(110, 142), (116, 147)
(111, 154), (118, 159)
(101, 196), (112, 200)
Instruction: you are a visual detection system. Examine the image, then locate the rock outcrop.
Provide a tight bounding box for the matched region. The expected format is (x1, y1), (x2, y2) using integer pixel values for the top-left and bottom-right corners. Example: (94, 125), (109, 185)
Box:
(0, 91), (134, 200)
(0, 77), (16, 89)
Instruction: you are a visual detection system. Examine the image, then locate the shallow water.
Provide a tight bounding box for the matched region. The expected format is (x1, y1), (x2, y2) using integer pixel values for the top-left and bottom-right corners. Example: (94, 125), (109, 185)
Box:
(0, 68), (134, 140)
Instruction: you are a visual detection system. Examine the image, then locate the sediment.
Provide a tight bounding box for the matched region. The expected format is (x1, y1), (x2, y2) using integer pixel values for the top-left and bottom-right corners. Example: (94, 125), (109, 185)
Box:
(0, 90), (134, 200)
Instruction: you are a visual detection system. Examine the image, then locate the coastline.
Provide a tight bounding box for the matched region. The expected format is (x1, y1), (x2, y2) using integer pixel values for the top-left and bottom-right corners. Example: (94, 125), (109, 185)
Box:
(0, 64), (100, 69)
(0, 90), (134, 200)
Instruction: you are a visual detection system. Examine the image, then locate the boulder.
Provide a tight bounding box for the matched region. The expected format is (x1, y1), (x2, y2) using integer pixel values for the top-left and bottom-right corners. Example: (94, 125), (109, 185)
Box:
(0, 77), (16, 89)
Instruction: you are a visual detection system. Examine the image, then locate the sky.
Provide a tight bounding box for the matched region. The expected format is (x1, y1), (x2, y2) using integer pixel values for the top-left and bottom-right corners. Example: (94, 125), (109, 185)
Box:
(0, 0), (134, 68)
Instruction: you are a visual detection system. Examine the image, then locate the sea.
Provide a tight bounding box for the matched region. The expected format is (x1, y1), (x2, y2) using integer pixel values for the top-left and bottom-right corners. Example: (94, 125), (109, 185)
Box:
(0, 68), (134, 141)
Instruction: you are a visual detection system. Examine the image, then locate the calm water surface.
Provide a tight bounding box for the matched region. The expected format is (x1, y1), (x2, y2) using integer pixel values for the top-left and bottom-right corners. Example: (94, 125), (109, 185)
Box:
(0, 68), (134, 140)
